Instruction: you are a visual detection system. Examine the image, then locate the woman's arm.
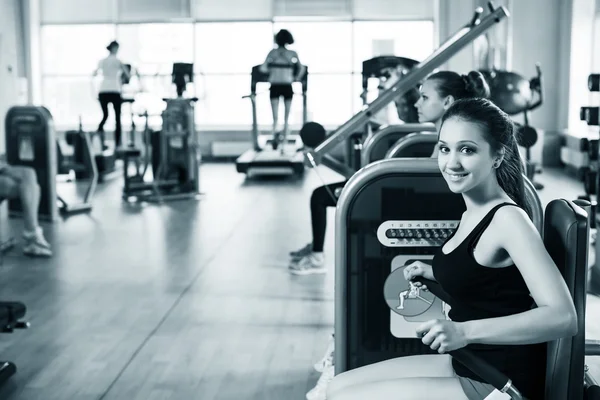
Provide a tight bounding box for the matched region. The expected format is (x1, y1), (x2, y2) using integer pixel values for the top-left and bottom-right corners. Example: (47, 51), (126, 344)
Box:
(293, 51), (307, 81)
(461, 206), (578, 346)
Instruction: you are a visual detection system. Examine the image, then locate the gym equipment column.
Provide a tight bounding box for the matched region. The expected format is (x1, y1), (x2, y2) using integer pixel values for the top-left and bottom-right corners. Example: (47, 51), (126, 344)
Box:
(579, 73), (600, 229)
(5, 106), (58, 221)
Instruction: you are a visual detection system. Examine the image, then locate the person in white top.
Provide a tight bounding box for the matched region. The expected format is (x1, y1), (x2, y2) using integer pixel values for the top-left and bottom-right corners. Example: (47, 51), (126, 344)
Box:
(259, 30), (306, 147)
(93, 41), (130, 149)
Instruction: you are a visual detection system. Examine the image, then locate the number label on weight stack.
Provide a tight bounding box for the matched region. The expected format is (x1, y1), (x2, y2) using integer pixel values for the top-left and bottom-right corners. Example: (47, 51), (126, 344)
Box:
(377, 220), (459, 247)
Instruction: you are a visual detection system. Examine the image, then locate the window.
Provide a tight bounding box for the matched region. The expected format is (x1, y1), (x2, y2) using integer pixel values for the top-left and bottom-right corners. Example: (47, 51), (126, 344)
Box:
(352, 74), (382, 113)
(39, 20), (435, 128)
(272, 22), (353, 73)
(194, 22), (273, 74)
(117, 23), (194, 76)
(41, 25), (116, 75)
(195, 74), (271, 127)
(352, 21), (435, 71)
(43, 77), (104, 128)
(306, 74), (353, 126)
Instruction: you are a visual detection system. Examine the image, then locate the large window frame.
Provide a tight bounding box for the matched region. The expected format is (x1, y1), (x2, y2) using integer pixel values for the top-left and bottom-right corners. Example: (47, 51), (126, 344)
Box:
(40, 19), (435, 130)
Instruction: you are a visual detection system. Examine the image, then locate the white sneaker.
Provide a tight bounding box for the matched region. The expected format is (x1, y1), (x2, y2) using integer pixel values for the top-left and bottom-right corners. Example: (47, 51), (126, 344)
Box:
(289, 253), (326, 275)
(289, 243), (313, 260)
(314, 334), (335, 373)
(306, 364), (335, 400)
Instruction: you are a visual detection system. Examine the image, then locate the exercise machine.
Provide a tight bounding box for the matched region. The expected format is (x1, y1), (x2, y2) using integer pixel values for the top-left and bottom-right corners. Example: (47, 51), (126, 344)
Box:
(384, 132), (439, 159)
(579, 74), (600, 224)
(119, 62), (202, 203)
(62, 118), (117, 183)
(5, 106), (97, 220)
(360, 124), (436, 167)
(333, 157), (600, 398)
(480, 65), (544, 189)
(302, 3), (509, 179)
(339, 56), (421, 172)
(235, 64), (308, 177)
(580, 74), (600, 294)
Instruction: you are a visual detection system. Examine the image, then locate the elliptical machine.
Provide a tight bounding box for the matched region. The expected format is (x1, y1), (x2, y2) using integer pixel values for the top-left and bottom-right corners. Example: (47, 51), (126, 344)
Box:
(480, 64), (544, 189)
(119, 62), (201, 202)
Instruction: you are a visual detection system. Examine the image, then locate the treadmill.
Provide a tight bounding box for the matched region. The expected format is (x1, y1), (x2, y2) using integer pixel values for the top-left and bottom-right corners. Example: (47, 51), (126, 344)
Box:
(235, 64), (308, 177)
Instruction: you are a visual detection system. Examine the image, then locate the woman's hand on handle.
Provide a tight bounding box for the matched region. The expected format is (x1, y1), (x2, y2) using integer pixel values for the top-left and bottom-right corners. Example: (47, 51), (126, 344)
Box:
(403, 261), (435, 287)
(416, 319), (469, 354)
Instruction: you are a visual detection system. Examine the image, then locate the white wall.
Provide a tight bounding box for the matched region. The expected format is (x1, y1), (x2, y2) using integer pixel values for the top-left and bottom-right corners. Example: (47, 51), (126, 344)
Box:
(437, 0), (476, 74)
(0, 0), (26, 155)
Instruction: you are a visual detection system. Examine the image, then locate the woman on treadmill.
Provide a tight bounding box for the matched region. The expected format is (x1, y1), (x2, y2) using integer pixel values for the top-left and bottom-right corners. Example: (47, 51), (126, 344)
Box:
(326, 98), (578, 400)
(259, 29), (306, 152)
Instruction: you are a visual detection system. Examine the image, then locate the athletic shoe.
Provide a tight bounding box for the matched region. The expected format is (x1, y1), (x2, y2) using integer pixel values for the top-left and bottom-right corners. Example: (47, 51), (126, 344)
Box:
(314, 333), (335, 372)
(289, 253), (326, 275)
(306, 364), (335, 400)
(290, 243), (312, 259)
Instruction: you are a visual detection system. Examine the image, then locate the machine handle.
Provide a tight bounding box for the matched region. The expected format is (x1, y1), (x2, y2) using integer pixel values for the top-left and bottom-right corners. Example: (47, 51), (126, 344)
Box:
(412, 277), (523, 399)
(470, 6), (484, 26)
(527, 63), (543, 111)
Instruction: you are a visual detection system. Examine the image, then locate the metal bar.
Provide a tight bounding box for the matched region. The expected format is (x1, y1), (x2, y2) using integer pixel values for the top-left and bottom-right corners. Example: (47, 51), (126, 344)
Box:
(321, 154), (356, 179)
(586, 339), (600, 355)
(384, 132), (438, 159)
(308, 4), (509, 164)
(361, 123), (436, 167)
(82, 131), (98, 205)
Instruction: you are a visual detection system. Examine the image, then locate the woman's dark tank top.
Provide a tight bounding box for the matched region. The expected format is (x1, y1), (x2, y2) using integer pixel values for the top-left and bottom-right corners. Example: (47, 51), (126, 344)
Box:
(432, 203), (546, 399)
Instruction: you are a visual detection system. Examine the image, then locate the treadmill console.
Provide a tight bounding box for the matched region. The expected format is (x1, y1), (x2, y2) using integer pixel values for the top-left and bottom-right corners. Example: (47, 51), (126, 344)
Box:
(377, 220), (459, 247)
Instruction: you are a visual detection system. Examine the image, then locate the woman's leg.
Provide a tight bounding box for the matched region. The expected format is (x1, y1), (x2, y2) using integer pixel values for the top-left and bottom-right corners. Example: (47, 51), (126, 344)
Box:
(283, 97), (292, 138)
(289, 181), (348, 275)
(327, 354), (464, 399)
(112, 94), (123, 148)
(310, 181), (347, 253)
(329, 377), (469, 400)
(97, 93), (110, 147)
(0, 168), (52, 257)
(270, 97), (280, 135)
(1, 166), (40, 233)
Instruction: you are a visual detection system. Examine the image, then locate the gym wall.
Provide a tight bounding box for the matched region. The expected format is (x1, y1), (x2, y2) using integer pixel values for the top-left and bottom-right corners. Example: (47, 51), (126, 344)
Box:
(0, 0), (26, 155)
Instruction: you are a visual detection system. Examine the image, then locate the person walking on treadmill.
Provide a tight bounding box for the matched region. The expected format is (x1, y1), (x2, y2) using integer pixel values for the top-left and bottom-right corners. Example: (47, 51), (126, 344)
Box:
(93, 40), (131, 150)
(259, 29), (306, 153)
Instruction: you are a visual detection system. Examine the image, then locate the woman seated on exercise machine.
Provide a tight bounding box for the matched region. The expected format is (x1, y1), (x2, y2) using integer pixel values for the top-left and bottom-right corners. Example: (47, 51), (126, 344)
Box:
(0, 162), (52, 257)
(259, 29), (306, 150)
(289, 70), (491, 276)
(326, 98), (578, 400)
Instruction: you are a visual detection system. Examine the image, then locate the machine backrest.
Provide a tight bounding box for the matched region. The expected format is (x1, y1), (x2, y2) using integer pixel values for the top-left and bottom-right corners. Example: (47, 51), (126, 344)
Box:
(543, 199), (588, 400)
(385, 134), (544, 234)
(384, 132), (438, 159)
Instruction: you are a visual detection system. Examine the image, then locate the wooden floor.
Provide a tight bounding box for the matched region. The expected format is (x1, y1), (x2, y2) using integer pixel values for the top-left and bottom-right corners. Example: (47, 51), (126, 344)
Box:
(0, 162), (598, 400)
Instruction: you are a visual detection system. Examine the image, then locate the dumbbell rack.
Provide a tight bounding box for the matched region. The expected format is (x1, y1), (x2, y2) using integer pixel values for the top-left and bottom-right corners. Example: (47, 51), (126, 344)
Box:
(579, 73), (600, 229)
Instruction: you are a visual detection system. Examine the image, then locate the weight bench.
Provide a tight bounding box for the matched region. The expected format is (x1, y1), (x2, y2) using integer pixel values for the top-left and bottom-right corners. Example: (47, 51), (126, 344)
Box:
(0, 301), (28, 386)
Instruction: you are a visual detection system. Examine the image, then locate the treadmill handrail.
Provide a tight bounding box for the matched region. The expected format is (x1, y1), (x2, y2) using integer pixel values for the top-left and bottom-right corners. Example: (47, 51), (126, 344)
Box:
(384, 132), (439, 159)
(307, 3), (508, 164)
(361, 123), (436, 167)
